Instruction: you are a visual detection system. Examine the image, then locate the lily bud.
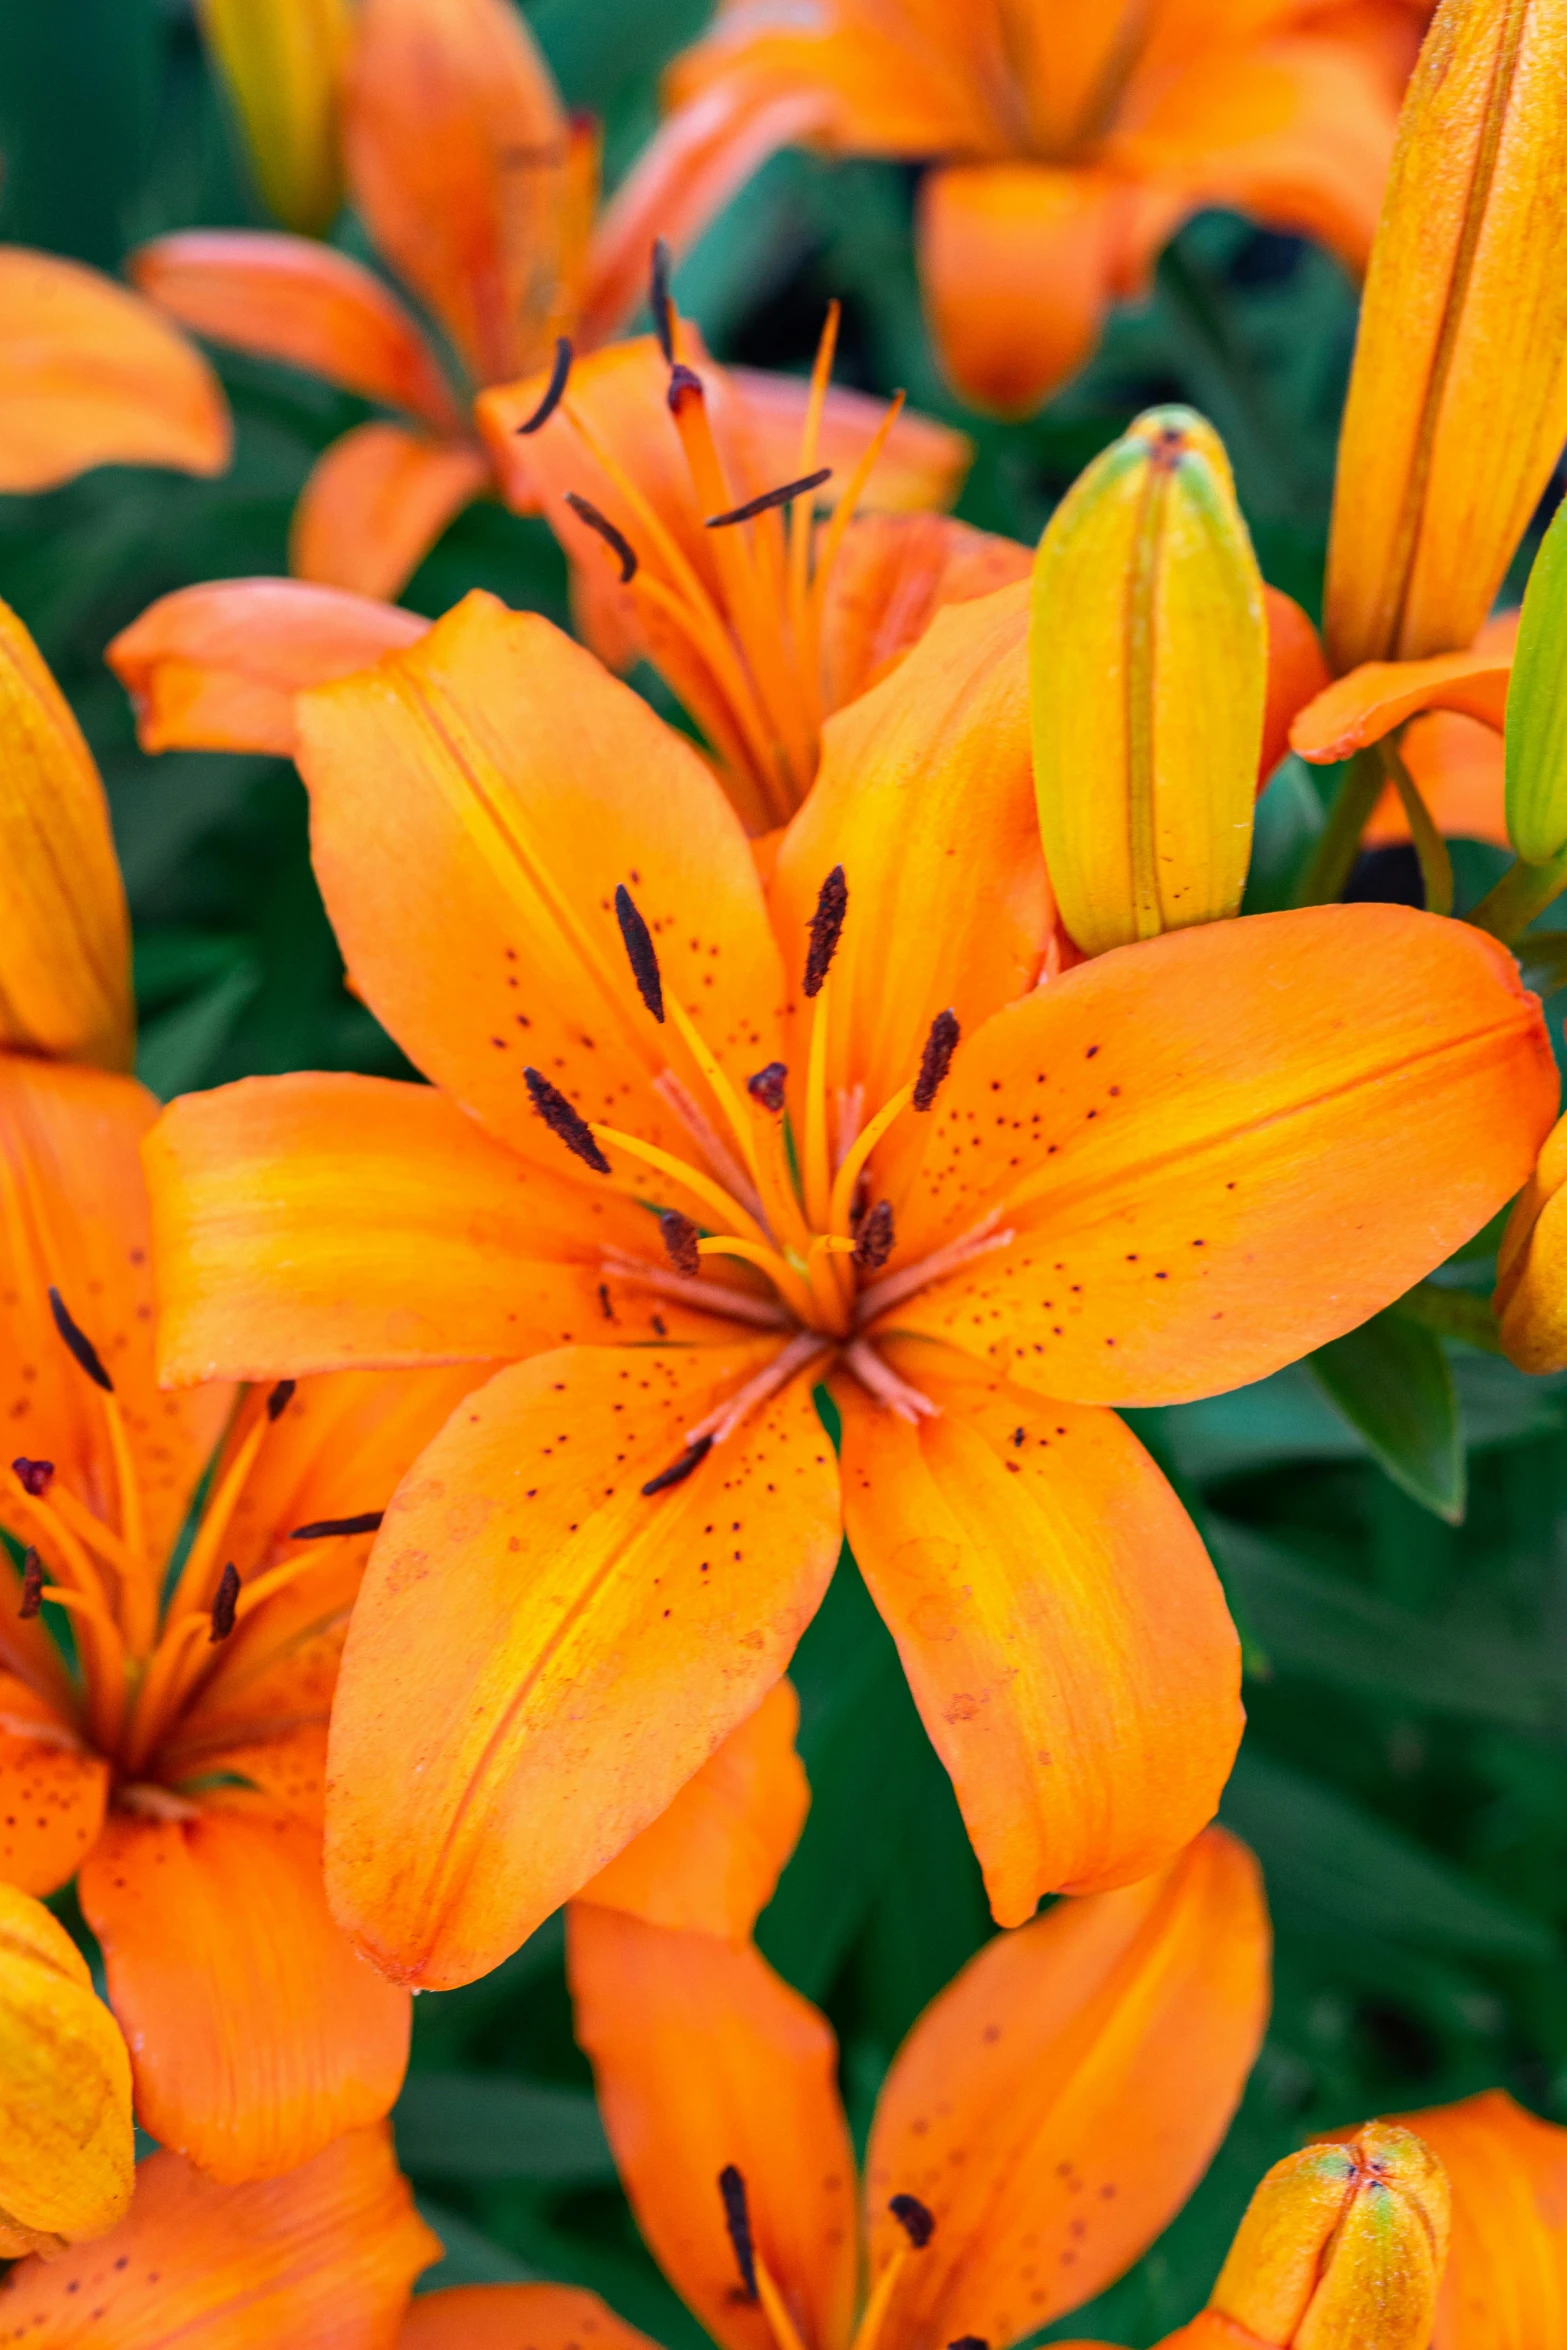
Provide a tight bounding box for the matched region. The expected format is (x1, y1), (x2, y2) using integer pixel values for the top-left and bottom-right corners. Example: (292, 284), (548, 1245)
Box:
(1494, 1107), (1567, 1371)
(1325, 0), (1567, 670)
(1204, 2123), (1449, 2350)
(1504, 494), (1567, 863)
(198, 0), (350, 235)
(1029, 405), (1265, 958)
(0, 1882), (134, 2255)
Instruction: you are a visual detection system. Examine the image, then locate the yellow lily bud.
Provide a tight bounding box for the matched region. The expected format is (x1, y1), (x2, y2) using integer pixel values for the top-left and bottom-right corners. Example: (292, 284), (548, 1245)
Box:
(1325, 0), (1567, 670)
(0, 596), (133, 1071)
(1494, 1106), (1567, 1370)
(1204, 2123), (1450, 2350)
(0, 1882), (134, 2255)
(198, 0), (350, 236)
(1029, 404), (1265, 959)
(1504, 493), (1567, 863)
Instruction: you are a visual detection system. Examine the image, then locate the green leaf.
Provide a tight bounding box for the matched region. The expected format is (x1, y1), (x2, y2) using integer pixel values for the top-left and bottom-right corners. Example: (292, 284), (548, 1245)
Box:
(395, 2072), (613, 2185)
(1506, 492), (1567, 861)
(414, 2201), (538, 2290)
(1310, 1309), (1464, 1523)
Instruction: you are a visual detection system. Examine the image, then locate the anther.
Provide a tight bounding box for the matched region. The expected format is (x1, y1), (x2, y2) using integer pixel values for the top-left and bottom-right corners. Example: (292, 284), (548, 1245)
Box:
(563, 493), (638, 584)
(11, 1457), (53, 1498)
(706, 467), (832, 529)
(615, 883), (664, 1021)
(48, 1288), (113, 1391)
(889, 2195), (935, 2249)
(853, 1200), (895, 1272)
(667, 361), (703, 416)
(650, 238), (675, 366)
(266, 1379), (296, 1422)
(746, 1062), (787, 1112)
(515, 336), (572, 434)
(717, 2164), (758, 2301)
(289, 1510), (385, 1540)
(804, 865), (848, 998)
(659, 1210), (702, 1277)
(913, 1009), (960, 1111)
(209, 1562), (240, 1643)
(18, 1549), (43, 1619)
(948, 2337), (989, 2348)
(641, 1434), (713, 1497)
(524, 1067), (612, 1173)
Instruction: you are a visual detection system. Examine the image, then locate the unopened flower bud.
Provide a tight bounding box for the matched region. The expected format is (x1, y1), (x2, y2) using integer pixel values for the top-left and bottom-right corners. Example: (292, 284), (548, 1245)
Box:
(0, 1882), (134, 2255)
(1494, 1107), (1567, 1371)
(1504, 495), (1567, 864)
(1029, 405), (1265, 958)
(197, 0), (350, 235)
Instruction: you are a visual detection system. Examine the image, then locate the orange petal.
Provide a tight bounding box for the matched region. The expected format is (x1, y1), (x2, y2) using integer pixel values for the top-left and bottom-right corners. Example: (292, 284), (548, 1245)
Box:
(835, 1345), (1241, 1922)
(292, 588), (786, 1167)
(289, 421), (488, 601)
(1260, 583), (1330, 784)
(863, 1827), (1270, 2350)
(131, 231), (461, 432)
(0, 596), (132, 1070)
(324, 1344), (840, 1989)
(0, 247), (229, 493)
(1398, 2089), (1567, 2348)
(567, 1903), (857, 2350)
(0, 2124), (438, 2348)
(401, 2284), (663, 2350)
(1364, 709), (1509, 849)
(1289, 647), (1511, 764)
(729, 368), (971, 515)
(0, 1880), (133, 2256)
(78, 1800), (410, 2183)
(0, 1056), (233, 1581)
(0, 1677), (109, 1897)
(144, 1072), (720, 1387)
(883, 904), (1557, 1405)
(342, 0), (569, 387)
(663, 10), (1003, 154)
(820, 513), (1032, 711)
(575, 1678), (809, 1939)
(108, 578), (428, 756)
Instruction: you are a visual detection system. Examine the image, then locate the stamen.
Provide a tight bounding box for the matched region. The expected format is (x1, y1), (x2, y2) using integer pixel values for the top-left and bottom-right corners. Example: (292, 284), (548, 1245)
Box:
(11, 1457), (53, 1498)
(747, 1062), (787, 1112)
(652, 1071), (765, 1225)
(832, 1083), (865, 1172)
(667, 360), (704, 417)
(289, 1510), (384, 1539)
(18, 1549), (43, 1619)
(717, 2165), (757, 2300)
(855, 1211), (1014, 1326)
(209, 1562), (240, 1643)
(660, 1210), (701, 1276)
(694, 1234), (818, 1324)
(949, 2337), (989, 2347)
(650, 237), (675, 365)
(706, 467), (832, 529)
(600, 1251), (791, 1330)
(593, 1120), (769, 1247)
(641, 1434), (714, 1497)
(913, 1009), (960, 1111)
(853, 1200), (895, 1272)
(615, 883), (664, 1022)
(515, 336), (573, 434)
(684, 1331), (829, 1448)
(843, 1339), (940, 1426)
(564, 492), (638, 584)
(266, 1379), (296, 1421)
(525, 1067), (613, 1173)
(47, 1288), (112, 1390)
(890, 2196), (935, 2248)
(827, 1082), (912, 1240)
(803, 865), (848, 998)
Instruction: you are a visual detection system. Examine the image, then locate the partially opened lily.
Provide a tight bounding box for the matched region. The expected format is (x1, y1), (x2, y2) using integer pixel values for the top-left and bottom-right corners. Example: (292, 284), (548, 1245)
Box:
(0, 1880), (134, 2257)
(143, 580), (1555, 1989)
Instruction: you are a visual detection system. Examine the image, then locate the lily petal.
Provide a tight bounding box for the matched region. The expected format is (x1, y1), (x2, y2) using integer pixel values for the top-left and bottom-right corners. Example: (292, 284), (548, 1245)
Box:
(0, 1881), (132, 2256)
(0, 596), (132, 1070)
(0, 1681), (109, 1896)
(1399, 2089), (1567, 2348)
(1290, 647), (1512, 763)
(289, 422), (489, 601)
(79, 1800), (410, 2183)
(131, 231), (462, 432)
(884, 905), (1556, 1405)
(728, 368), (971, 515)
(576, 1678), (809, 1940)
(0, 247), (230, 493)
(401, 2284), (662, 2350)
(835, 1343), (1241, 1922)
(568, 1903), (857, 2350)
(324, 1344), (840, 1988)
(820, 513), (1031, 711)
(663, 7), (1005, 154)
(1365, 708), (1508, 848)
(109, 578), (428, 756)
(863, 1828), (1270, 2350)
(1260, 583), (1330, 784)
(0, 2124), (438, 2348)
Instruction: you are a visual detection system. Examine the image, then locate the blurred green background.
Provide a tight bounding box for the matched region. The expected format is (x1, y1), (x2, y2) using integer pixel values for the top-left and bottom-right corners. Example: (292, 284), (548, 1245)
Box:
(8, 3), (1567, 2340)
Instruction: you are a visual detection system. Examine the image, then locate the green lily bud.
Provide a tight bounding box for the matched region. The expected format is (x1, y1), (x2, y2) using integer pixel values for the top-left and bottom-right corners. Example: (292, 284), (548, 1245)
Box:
(1505, 493), (1567, 863)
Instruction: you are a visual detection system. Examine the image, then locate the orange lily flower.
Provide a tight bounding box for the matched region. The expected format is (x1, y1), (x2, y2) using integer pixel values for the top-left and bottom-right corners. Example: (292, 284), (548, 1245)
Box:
(142, 579), (1555, 1988)
(0, 594), (483, 2178)
(1401, 2090), (1567, 2346)
(0, 1880), (134, 2257)
(0, 2123), (438, 2348)
(615, 0), (1431, 417)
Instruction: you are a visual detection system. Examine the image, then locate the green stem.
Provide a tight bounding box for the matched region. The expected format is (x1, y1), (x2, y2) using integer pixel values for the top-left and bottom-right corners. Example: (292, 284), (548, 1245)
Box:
(1381, 734), (1453, 917)
(1292, 749), (1382, 907)
(1392, 1280), (1502, 1355)
(1467, 843), (1567, 940)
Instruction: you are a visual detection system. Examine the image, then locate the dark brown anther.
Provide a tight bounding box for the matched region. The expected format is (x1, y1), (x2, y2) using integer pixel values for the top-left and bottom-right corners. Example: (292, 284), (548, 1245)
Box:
(667, 361), (703, 416)
(266, 1379), (296, 1422)
(746, 1062), (787, 1112)
(641, 1434), (713, 1497)
(803, 865), (847, 999)
(615, 884), (664, 1022)
(659, 1210), (702, 1277)
(717, 2164), (758, 2301)
(852, 1199), (894, 1273)
(209, 1561), (240, 1643)
(290, 1511), (385, 1540)
(48, 1288), (113, 1391)
(11, 1457), (54, 1499)
(889, 2194), (935, 2249)
(515, 336), (573, 434)
(18, 1549), (44, 1619)
(913, 1008), (960, 1111)
(650, 237), (675, 365)
(947, 2337), (989, 2348)
(563, 492), (638, 584)
(706, 466), (832, 529)
(524, 1066), (612, 1173)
